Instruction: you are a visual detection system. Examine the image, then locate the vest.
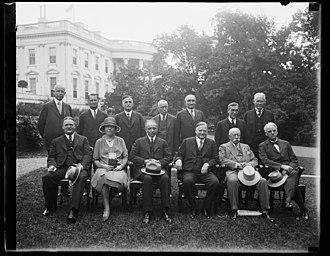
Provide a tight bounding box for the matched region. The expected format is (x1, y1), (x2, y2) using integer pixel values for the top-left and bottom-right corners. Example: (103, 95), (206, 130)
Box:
(64, 137), (76, 167)
(157, 117), (167, 140)
(192, 146), (204, 174)
(254, 111), (265, 139)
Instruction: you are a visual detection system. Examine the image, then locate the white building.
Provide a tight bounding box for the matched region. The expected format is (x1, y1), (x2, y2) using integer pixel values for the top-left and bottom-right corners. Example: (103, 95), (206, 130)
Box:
(16, 15), (157, 109)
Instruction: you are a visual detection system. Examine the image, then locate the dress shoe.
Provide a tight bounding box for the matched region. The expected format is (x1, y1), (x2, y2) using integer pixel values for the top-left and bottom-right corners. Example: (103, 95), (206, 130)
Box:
(142, 212), (151, 224)
(201, 208), (211, 219)
(261, 211), (274, 222)
(102, 210), (110, 222)
(231, 210), (238, 220)
(190, 209), (198, 219)
(162, 211), (172, 224)
(285, 201), (293, 210)
(67, 209), (78, 224)
(297, 209), (309, 220)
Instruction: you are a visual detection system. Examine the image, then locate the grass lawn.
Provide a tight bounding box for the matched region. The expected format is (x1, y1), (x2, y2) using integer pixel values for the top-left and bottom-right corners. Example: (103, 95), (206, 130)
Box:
(16, 157), (320, 251)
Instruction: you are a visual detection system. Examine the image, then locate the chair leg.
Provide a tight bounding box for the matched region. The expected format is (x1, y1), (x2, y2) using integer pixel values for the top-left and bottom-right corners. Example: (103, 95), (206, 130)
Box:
(122, 189), (128, 210)
(129, 186), (135, 212)
(178, 186), (183, 213)
(269, 190), (275, 213)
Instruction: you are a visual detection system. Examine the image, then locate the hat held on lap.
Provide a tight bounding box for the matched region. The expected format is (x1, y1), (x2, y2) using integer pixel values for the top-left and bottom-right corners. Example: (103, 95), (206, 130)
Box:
(65, 165), (80, 186)
(238, 166), (260, 186)
(267, 170), (288, 187)
(141, 160), (165, 176)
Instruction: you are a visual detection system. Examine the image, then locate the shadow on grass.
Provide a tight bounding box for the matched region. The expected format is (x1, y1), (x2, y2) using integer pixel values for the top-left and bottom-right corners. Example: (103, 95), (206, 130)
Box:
(16, 165), (319, 251)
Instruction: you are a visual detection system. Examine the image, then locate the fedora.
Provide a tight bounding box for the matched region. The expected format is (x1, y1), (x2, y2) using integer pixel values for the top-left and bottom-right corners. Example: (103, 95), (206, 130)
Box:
(99, 117), (121, 133)
(141, 160), (165, 176)
(65, 165), (80, 186)
(267, 170), (288, 187)
(237, 166), (260, 186)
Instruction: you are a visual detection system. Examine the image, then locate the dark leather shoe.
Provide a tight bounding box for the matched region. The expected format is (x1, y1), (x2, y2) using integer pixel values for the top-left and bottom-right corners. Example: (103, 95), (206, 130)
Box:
(262, 211), (274, 222)
(201, 208), (211, 219)
(190, 209), (198, 219)
(142, 212), (151, 224)
(67, 209), (77, 223)
(231, 210), (238, 220)
(162, 211), (172, 224)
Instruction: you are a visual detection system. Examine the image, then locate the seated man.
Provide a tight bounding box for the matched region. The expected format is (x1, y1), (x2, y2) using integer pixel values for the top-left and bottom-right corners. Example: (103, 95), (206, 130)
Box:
(174, 122), (224, 218)
(259, 122), (309, 220)
(219, 127), (272, 220)
(130, 119), (172, 224)
(42, 116), (92, 223)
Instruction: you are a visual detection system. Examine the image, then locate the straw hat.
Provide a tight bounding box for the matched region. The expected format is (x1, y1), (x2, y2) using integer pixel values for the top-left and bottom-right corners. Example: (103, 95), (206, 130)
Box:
(267, 170), (288, 187)
(65, 165), (80, 186)
(237, 166), (261, 186)
(141, 160), (165, 176)
(99, 117), (121, 133)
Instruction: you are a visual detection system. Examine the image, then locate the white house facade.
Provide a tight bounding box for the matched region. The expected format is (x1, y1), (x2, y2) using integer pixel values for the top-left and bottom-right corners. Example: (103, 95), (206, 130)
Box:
(16, 18), (157, 109)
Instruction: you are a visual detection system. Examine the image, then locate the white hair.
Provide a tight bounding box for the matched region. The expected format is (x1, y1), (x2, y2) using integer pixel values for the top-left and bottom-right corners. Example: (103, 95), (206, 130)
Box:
(264, 122), (277, 132)
(253, 92), (266, 101)
(228, 127), (241, 136)
(54, 85), (65, 91)
(145, 119), (157, 128)
(157, 99), (168, 108)
(184, 94), (196, 102)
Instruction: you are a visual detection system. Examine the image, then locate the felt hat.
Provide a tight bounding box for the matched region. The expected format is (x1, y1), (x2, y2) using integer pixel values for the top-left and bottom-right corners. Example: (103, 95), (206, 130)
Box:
(141, 160), (165, 176)
(65, 165), (80, 186)
(237, 166), (261, 186)
(267, 170), (288, 187)
(99, 117), (121, 133)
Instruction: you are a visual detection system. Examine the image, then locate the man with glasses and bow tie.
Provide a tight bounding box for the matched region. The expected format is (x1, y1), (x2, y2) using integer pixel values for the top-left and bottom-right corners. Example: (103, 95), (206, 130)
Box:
(176, 94), (206, 145)
(115, 95), (146, 153)
(243, 92), (275, 159)
(215, 102), (246, 150)
(38, 85), (72, 152)
(77, 94), (107, 148)
(259, 122), (309, 220)
(174, 122), (224, 219)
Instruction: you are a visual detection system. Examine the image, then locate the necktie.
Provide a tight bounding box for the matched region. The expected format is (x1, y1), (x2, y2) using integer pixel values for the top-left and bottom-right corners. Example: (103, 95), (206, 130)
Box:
(162, 114), (166, 121)
(93, 110), (96, 119)
(58, 101), (62, 114)
(69, 134), (72, 142)
(232, 119), (236, 126)
(257, 110), (261, 118)
(271, 140), (280, 152)
(191, 109), (195, 120)
(198, 139), (203, 151)
(150, 138), (155, 156)
(127, 113), (130, 121)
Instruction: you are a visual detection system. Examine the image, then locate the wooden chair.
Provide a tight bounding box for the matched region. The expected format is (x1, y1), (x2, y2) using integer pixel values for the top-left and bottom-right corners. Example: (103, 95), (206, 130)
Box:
(258, 165), (306, 212)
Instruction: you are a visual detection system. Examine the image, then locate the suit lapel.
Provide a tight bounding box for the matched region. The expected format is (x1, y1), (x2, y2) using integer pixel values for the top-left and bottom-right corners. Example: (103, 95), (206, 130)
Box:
(166, 114), (172, 130)
(185, 109), (194, 121)
(267, 140), (280, 155)
(51, 100), (61, 117)
(228, 143), (240, 161)
(130, 111), (138, 128)
(73, 133), (79, 150)
(121, 112), (131, 128)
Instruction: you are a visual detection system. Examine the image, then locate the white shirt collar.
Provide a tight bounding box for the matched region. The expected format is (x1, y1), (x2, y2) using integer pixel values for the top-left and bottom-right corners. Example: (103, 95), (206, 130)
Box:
(147, 135), (156, 142)
(195, 136), (204, 144)
(54, 98), (62, 105)
(228, 117), (236, 124)
(230, 141), (240, 148)
(255, 108), (264, 113)
(160, 113), (167, 119)
(65, 133), (74, 141)
(187, 108), (195, 113)
(90, 108), (98, 114)
(125, 110), (132, 115)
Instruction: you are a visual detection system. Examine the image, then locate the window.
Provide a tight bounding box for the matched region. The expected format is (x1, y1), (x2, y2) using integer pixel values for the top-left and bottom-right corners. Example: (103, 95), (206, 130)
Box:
(95, 56), (99, 70)
(73, 78), (78, 98)
(84, 53), (89, 68)
(105, 59), (108, 73)
(49, 47), (56, 63)
(95, 82), (99, 96)
(29, 78), (36, 94)
(29, 49), (35, 65)
(84, 80), (89, 99)
(50, 77), (56, 96)
(73, 49), (77, 65)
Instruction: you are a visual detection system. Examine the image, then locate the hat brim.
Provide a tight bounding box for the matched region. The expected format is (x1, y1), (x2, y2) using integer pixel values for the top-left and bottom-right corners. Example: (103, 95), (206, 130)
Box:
(141, 167), (165, 176)
(268, 174), (288, 187)
(99, 124), (121, 133)
(65, 166), (80, 186)
(237, 170), (261, 186)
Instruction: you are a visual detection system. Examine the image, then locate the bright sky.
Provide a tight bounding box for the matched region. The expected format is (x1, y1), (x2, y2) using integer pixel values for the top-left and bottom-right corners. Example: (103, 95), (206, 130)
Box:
(16, 2), (309, 43)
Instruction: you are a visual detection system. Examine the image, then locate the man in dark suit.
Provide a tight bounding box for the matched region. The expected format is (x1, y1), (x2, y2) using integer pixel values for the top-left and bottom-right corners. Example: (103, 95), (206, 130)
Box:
(42, 117), (92, 223)
(152, 99), (178, 155)
(215, 102), (246, 149)
(130, 119), (172, 224)
(37, 85), (73, 152)
(259, 122), (309, 219)
(243, 92), (275, 158)
(174, 122), (224, 218)
(115, 95), (146, 152)
(176, 94), (206, 144)
(77, 94), (107, 148)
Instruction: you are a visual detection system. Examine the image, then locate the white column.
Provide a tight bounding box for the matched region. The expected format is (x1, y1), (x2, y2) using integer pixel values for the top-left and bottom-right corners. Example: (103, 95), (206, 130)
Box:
(139, 59), (144, 69)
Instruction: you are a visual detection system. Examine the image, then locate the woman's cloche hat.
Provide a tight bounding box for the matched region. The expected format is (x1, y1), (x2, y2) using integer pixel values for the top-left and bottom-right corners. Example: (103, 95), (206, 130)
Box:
(99, 117), (121, 133)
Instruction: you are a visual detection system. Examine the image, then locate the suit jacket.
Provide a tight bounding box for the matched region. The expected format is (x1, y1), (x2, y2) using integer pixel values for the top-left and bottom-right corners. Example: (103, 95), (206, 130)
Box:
(176, 108), (206, 143)
(214, 118), (246, 149)
(219, 141), (258, 170)
(115, 111), (146, 152)
(176, 137), (218, 172)
(129, 136), (172, 179)
(37, 99), (72, 151)
(47, 133), (92, 176)
(258, 138), (298, 171)
(152, 113), (178, 154)
(243, 108), (274, 145)
(76, 108), (107, 148)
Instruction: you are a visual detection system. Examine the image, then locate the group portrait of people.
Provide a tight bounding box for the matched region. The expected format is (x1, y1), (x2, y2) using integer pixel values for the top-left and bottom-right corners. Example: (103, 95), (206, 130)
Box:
(37, 85), (309, 225)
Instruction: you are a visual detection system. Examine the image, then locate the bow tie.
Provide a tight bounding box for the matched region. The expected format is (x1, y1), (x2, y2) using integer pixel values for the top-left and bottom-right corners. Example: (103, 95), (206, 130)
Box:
(270, 140), (278, 145)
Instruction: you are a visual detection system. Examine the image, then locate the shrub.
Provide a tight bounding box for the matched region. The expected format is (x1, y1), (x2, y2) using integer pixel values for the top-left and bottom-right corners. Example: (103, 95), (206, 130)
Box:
(16, 102), (46, 116)
(16, 115), (44, 151)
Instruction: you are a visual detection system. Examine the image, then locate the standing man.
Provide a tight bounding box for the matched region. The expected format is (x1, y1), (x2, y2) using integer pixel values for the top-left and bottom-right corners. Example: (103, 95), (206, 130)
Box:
(152, 99), (178, 155)
(174, 122), (224, 218)
(77, 93), (107, 148)
(215, 102), (246, 149)
(37, 85), (72, 152)
(259, 122), (309, 219)
(176, 94), (206, 144)
(243, 92), (275, 158)
(219, 128), (271, 220)
(130, 119), (172, 224)
(115, 95), (146, 153)
(42, 117), (92, 223)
